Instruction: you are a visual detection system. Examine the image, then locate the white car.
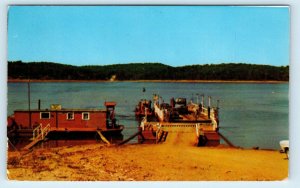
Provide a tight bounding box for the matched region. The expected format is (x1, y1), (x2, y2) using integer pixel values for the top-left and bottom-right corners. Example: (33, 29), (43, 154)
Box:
(280, 140), (289, 158)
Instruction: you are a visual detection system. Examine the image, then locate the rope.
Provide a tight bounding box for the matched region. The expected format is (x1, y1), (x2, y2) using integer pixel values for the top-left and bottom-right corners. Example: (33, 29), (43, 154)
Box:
(218, 132), (236, 148)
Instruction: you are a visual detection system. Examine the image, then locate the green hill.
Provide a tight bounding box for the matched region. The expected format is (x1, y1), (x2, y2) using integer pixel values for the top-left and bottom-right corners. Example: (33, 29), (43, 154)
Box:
(8, 61), (289, 81)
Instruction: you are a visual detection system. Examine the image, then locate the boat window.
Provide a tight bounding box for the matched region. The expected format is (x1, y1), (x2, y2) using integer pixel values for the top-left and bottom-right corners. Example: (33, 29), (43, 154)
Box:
(40, 112), (50, 119)
(82, 112), (90, 120)
(67, 112), (74, 120)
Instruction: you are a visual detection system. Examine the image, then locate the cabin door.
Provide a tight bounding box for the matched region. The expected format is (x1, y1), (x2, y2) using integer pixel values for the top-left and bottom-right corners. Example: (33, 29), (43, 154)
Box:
(49, 111), (59, 129)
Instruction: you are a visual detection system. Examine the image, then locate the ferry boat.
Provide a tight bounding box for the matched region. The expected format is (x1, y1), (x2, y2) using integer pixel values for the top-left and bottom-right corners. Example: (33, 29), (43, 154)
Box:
(7, 101), (124, 139)
(139, 94), (220, 146)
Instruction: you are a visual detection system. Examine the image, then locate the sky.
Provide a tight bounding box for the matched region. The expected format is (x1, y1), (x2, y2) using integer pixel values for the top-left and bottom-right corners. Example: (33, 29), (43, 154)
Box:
(7, 6), (290, 67)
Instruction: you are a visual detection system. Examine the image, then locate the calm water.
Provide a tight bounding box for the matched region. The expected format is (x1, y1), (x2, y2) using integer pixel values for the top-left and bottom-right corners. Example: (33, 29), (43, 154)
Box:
(7, 82), (289, 149)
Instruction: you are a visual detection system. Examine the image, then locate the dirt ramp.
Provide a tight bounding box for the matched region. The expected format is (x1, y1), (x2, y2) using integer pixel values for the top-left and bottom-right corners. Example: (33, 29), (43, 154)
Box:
(163, 127), (197, 147)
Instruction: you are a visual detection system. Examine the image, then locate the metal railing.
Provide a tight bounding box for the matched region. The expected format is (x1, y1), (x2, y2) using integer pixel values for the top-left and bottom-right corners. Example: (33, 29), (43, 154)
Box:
(210, 108), (218, 131)
(201, 107), (218, 131)
(33, 123), (51, 141)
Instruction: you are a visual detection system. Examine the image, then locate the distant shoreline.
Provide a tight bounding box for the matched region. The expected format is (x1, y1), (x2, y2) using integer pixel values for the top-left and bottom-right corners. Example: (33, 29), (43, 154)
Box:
(7, 79), (288, 84)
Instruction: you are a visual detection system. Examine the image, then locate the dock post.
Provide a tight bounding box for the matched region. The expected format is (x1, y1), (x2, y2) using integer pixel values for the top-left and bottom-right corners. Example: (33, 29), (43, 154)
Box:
(38, 99), (41, 110)
(27, 80), (32, 128)
(41, 125), (44, 139)
(208, 96), (211, 119)
(201, 94), (204, 107)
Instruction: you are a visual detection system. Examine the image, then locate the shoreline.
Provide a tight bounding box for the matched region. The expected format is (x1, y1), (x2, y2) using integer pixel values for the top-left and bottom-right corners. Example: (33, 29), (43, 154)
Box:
(7, 126), (288, 181)
(7, 79), (288, 84)
(7, 143), (288, 181)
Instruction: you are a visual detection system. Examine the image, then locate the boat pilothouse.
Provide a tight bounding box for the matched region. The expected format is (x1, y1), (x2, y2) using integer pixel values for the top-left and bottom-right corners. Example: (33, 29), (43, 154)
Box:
(135, 99), (153, 117)
(105, 102), (120, 129)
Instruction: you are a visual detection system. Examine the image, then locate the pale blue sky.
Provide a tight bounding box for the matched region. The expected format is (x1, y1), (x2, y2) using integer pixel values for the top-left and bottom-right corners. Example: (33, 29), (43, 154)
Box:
(7, 6), (290, 66)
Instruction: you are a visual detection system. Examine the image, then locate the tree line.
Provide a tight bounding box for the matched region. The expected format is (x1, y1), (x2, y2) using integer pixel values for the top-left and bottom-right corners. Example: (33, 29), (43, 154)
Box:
(8, 61), (289, 81)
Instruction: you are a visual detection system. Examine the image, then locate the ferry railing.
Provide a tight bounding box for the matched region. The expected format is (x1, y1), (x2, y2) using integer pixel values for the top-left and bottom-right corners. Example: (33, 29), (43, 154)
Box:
(201, 107), (218, 131)
(33, 123), (51, 141)
(202, 107), (208, 115)
(195, 123), (199, 137)
(42, 123), (51, 139)
(156, 123), (162, 144)
(210, 108), (218, 131)
(140, 116), (147, 131)
(33, 124), (41, 140)
(154, 103), (164, 121)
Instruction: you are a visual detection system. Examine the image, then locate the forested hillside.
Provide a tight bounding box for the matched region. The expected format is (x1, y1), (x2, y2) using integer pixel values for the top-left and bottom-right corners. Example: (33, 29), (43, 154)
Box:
(8, 61), (289, 81)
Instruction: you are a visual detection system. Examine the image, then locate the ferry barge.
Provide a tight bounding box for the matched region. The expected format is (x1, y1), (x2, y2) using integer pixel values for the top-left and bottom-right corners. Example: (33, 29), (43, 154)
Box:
(7, 101), (124, 148)
(138, 94), (221, 146)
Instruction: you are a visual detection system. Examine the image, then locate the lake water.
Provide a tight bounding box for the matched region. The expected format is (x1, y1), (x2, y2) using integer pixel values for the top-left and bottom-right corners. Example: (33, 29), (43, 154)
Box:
(7, 82), (289, 149)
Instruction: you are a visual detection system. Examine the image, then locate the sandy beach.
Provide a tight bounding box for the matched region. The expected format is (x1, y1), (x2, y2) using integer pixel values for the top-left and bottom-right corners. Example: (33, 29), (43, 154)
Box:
(7, 144), (289, 181)
(7, 127), (288, 181)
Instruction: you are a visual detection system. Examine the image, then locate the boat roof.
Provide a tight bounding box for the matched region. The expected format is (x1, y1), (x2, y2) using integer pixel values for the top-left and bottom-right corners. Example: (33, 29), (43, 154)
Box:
(104, 102), (116, 107)
(14, 108), (107, 112)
